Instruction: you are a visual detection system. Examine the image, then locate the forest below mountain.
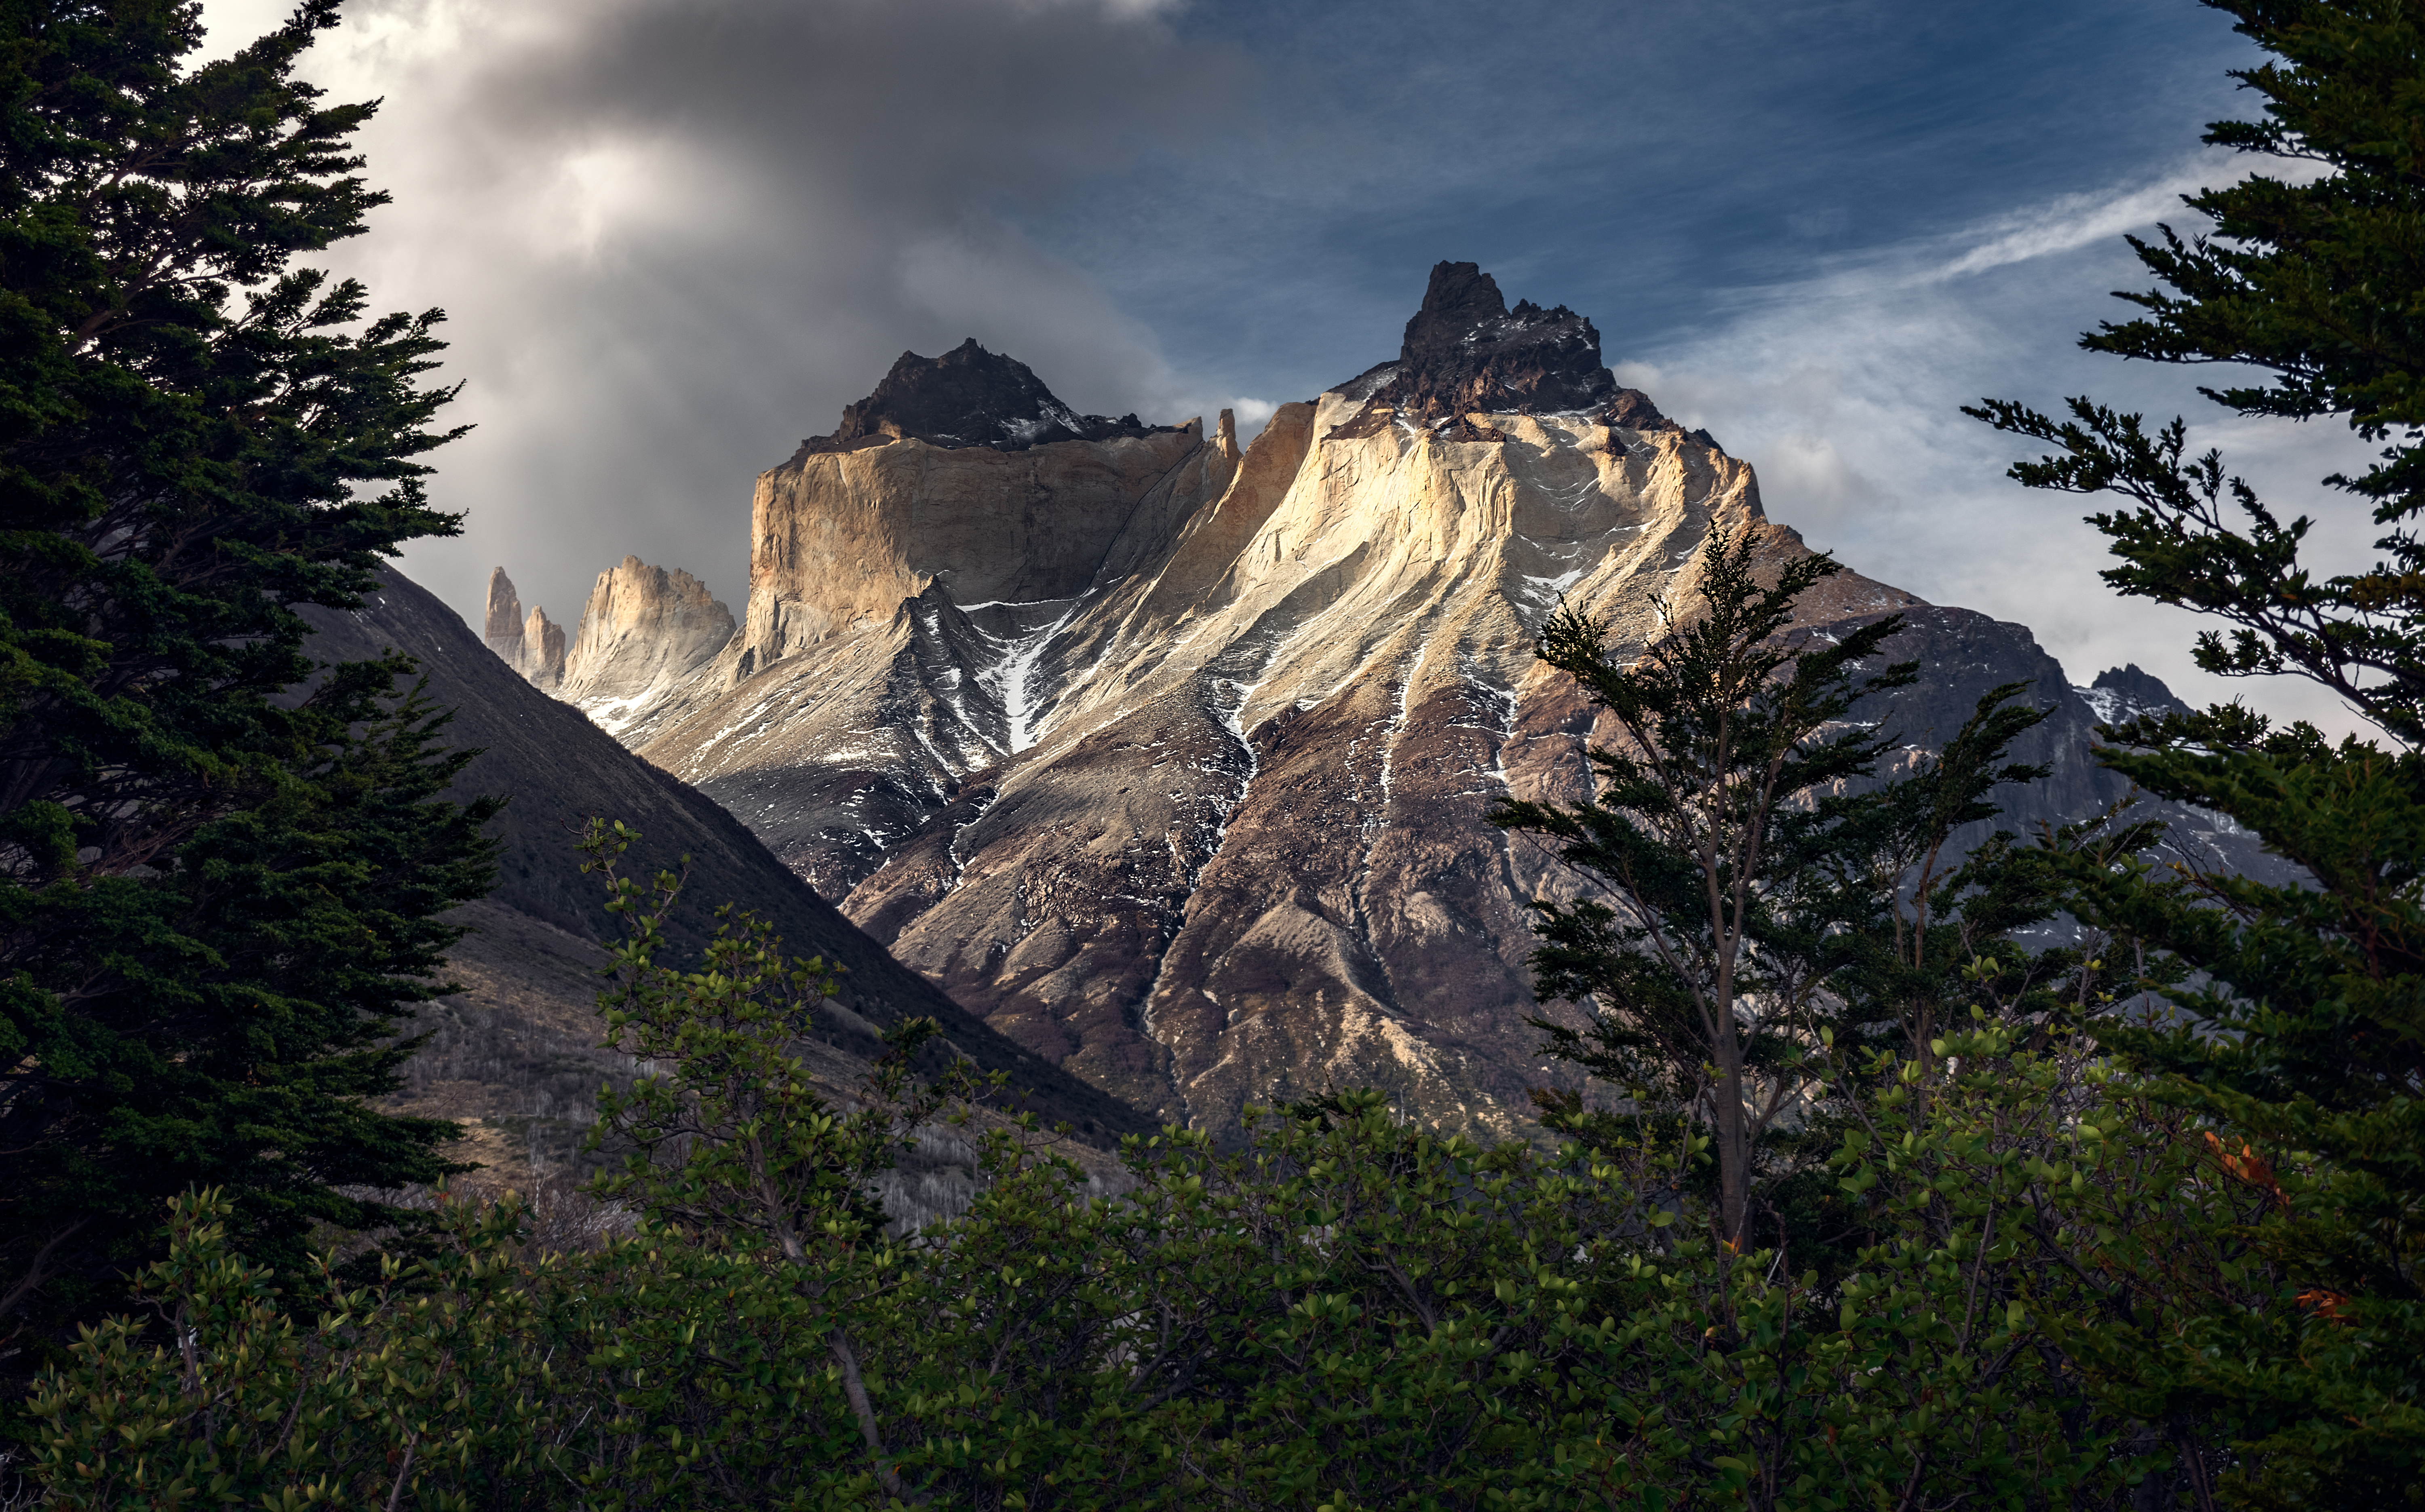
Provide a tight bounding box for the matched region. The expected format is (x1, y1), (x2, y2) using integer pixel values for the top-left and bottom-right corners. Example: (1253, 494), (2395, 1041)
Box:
(3, 2), (2421, 1509)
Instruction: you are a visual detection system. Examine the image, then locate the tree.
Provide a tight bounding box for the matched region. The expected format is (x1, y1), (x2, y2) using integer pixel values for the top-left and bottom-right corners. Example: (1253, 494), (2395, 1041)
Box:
(1972, 1), (2425, 1499)
(21, 1025), (2185, 1509)
(0, 0), (485, 1347)
(2051, 724), (2425, 1506)
(578, 818), (979, 1506)
(26, 1187), (543, 1512)
(1967, 0), (2425, 744)
(1495, 523), (1948, 1246)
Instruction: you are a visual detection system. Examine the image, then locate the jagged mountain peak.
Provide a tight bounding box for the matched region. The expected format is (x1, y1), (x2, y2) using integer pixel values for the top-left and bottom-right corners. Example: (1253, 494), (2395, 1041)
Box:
(483, 567), (523, 652)
(797, 337), (1181, 456)
(483, 567), (566, 688)
(1399, 259), (1515, 347)
(559, 556), (735, 736)
(1398, 261), (1594, 373)
(1328, 260), (1622, 440)
(2078, 662), (2194, 725)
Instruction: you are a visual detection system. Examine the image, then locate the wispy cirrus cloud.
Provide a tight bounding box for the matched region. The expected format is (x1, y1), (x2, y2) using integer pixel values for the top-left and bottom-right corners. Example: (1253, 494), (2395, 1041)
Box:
(1623, 154), (2383, 736)
(1930, 164), (2222, 280)
(1927, 153), (2332, 282)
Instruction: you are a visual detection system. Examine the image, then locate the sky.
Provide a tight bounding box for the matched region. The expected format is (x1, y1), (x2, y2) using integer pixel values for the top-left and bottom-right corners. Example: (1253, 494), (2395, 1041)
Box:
(197, 0), (2381, 733)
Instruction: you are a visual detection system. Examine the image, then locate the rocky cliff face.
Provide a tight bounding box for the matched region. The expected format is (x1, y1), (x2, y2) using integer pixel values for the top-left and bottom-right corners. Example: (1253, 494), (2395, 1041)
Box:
(484, 567), (527, 665)
(560, 556), (736, 734)
(487, 262), (2274, 1139)
(523, 606), (567, 688)
(485, 567), (572, 690)
(482, 560), (734, 719)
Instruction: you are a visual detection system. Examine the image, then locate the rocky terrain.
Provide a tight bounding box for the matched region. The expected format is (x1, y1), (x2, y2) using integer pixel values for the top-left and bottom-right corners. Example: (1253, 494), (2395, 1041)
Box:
(806, 337), (1185, 454)
(557, 557), (737, 734)
(303, 569), (1154, 1192)
(482, 568), (568, 687)
(485, 261), (2275, 1141)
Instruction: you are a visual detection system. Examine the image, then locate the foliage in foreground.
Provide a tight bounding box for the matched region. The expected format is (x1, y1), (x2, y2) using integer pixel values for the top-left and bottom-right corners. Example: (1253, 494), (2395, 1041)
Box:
(1969, 1), (2425, 1501)
(1, 0), (488, 1349)
(21, 829), (2271, 1509)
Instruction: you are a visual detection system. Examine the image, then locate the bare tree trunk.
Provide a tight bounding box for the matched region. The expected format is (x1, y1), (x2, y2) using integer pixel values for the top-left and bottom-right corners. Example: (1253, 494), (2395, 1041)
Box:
(1714, 1034), (1750, 1246)
(829, 1327), (919, 1505)
(0, 1217), (88, 1322)
(1710, 877), (1750, 1246)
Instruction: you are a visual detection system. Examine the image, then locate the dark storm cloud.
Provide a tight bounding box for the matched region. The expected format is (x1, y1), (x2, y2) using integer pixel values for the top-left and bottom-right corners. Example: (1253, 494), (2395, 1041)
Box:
(261, 0), (1248, 627)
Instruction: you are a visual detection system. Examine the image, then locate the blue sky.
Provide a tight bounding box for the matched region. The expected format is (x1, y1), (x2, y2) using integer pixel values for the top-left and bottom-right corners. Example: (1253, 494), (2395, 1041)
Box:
(1054, 0), (2252, 399)
(198, 0), (2372, 732)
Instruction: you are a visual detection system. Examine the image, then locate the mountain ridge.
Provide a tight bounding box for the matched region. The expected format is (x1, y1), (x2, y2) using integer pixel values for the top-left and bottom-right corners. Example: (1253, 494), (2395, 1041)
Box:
(478, 262), (2277, 1138)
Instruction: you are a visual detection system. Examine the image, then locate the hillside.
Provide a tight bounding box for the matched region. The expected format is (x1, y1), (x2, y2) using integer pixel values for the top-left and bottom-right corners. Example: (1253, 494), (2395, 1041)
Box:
(301, 570), (1158, 1184)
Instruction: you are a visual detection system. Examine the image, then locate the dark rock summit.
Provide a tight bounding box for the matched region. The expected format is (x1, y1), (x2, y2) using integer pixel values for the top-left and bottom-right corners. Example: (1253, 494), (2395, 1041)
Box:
(1601, 388), (1680, 434)
(1328, 261), (1619, 439)
(2084, 663), (2195, 725)
(797, 338), (1180, 456)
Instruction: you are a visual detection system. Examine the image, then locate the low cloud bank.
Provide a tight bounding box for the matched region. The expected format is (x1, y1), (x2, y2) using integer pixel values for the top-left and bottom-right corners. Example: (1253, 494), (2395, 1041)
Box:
(201, 0), (1251, 623)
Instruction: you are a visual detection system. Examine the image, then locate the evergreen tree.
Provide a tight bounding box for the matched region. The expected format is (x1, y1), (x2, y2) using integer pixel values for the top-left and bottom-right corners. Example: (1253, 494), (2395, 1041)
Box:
(1968, 0), (2425, 743)
(1495, 525), (2057, 1248)
(0, 0), (489, 1350)
(1972, 1), (2425, 1499)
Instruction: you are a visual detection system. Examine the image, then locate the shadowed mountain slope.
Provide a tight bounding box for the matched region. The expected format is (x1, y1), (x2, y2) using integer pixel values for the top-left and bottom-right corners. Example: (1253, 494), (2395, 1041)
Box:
(301, 569), (1157, 1146)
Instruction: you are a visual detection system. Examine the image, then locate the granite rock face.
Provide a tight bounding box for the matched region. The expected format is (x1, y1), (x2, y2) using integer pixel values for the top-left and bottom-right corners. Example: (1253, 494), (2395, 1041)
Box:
(483, 568), (526, 665)
(560, 556), (736, 734)
(485, 567), (574, 690)
(523, 606), (567, 689)
(487, 266), (2269, 1138)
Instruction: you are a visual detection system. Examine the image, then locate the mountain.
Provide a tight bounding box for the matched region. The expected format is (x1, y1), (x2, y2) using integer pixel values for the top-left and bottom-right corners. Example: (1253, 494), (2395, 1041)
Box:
(2079, 662), (2195, 726)
(299, 568), (1157, 1183)
(491, 261), (2277, 1141)
(556, 557), (737, 733)
(806, 338), (1185, 453)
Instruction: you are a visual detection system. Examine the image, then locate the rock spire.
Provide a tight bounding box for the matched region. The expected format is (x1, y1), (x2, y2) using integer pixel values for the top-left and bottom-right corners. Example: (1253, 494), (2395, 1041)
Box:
(483, 568), (525, 662)
(1327, 261), (1620, 439)
(523, 606), (565, 688)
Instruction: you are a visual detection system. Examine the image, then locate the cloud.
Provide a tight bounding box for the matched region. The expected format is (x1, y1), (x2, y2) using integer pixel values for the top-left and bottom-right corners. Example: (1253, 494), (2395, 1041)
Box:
(194, 0), (2359, 738)
(1929, 165), (2220, 281)
(197, 0), (1249, 627)
(1928, 153), (2335, 283)
(1623, 156), (2389, 737)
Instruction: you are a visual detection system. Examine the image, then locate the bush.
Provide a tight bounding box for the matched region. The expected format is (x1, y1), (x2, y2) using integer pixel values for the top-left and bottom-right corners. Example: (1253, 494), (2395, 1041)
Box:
(26, 1022), (2244, 1509)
